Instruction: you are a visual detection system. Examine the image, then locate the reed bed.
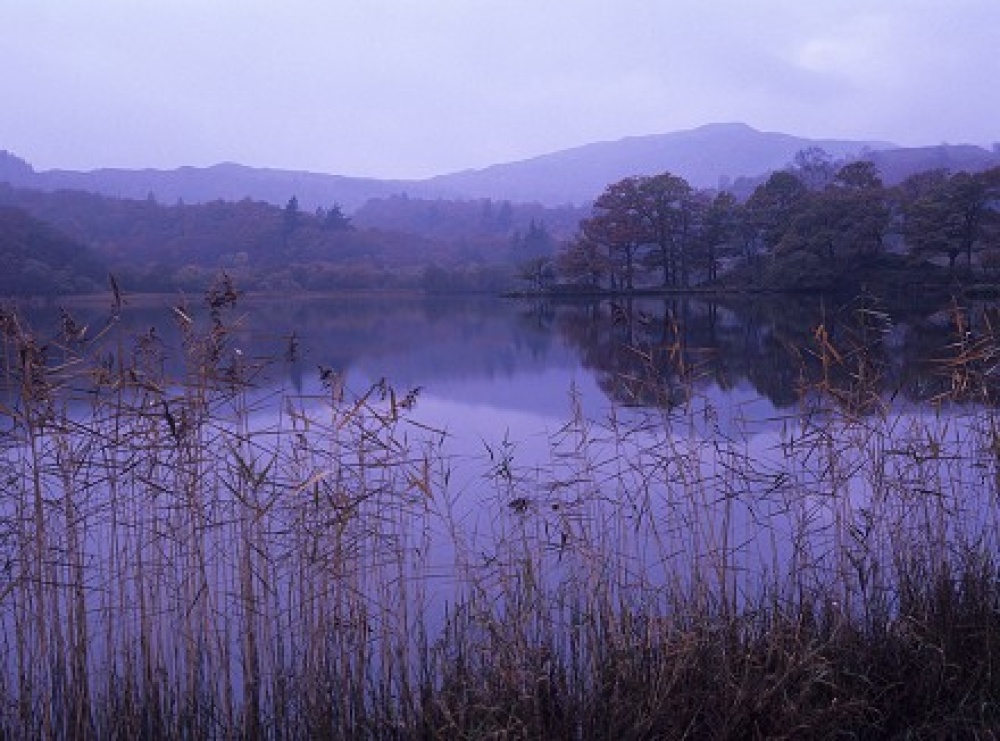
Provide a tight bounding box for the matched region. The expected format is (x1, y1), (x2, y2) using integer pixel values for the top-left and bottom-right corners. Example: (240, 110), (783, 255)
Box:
(1, 282), (999, 738)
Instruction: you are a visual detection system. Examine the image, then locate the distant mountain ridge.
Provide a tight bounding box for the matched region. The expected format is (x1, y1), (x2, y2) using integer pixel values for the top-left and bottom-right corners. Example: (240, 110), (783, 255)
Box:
(0, 157), (416, 212)
(425, 123), (897, 203)
(2, 123), (998, 210)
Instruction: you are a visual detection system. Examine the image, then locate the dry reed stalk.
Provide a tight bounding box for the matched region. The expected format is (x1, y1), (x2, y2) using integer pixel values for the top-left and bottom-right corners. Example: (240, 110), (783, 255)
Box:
(2, 288), (1000, 735)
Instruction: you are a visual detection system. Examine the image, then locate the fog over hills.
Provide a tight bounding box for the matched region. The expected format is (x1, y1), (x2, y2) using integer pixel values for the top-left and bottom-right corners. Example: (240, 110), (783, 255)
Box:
(2, 123), (998, 211)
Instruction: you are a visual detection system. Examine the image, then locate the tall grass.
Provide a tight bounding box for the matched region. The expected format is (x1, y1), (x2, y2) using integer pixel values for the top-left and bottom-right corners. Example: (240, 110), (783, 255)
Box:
(1, 282), (999, 738)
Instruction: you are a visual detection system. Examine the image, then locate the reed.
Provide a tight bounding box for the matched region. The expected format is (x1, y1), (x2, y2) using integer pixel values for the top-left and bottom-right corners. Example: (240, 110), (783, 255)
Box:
(0, 283), (999, 737)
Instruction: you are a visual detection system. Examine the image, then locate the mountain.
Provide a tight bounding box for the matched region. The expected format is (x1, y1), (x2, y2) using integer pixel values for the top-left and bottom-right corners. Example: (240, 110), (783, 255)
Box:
(0, 153), (425, 212)
(3, 123), (998, 211)
(423, 123), (898, 204)
(863, 145), (1000, 185)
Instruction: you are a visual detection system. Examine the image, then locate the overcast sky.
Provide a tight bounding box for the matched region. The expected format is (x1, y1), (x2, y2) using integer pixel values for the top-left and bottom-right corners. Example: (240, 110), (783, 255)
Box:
(3, 0), (998, 179)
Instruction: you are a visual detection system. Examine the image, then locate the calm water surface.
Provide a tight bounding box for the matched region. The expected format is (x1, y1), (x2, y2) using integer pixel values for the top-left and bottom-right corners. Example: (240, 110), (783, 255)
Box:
(44, 289), (987, 476)
(225, 291), (979, 445)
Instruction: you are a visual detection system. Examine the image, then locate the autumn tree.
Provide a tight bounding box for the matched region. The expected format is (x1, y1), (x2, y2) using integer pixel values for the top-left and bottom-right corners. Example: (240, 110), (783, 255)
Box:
(581, 178), (649, 290)
(633, 173), (699, 288)
(556, 234), (611, 288)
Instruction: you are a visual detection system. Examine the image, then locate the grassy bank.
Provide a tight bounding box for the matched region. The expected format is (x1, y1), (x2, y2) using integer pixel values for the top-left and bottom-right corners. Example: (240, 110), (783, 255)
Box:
(1, 281), (999, 738)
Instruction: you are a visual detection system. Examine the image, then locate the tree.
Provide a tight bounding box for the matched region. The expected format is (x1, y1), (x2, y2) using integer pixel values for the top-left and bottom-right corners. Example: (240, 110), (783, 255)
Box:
(832, 162), (890, 256)
(901, 174), (964, 270)
(948, 170), (997, 268)
(556, 235), (611, 287)
(581, 178), (648, 290)
(775, 162), (888, 266)
(900, 168), (1000, 270)
(634, 173), (698, 287)
(283, 195), (300, 237)
(698, 191), (741, 282)
(833, 160), (883, 191)
(0, 206), (106, 295)
(322, 202), (353, 231)
(792, 147), (835, 190)
(745, 171), (808, 254)
(511, 220), (554, 263)
(575, 172), (705, 289)
(516, 256), (555, 292)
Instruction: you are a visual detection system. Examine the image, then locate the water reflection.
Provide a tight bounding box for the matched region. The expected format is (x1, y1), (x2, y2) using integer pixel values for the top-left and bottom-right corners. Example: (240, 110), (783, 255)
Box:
(31, 290), (988, 428)
(547, 293), (993, 413)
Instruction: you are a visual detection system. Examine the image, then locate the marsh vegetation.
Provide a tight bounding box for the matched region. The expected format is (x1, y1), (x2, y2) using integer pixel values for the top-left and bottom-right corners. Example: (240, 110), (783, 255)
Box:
(2, 280), (1000, 737)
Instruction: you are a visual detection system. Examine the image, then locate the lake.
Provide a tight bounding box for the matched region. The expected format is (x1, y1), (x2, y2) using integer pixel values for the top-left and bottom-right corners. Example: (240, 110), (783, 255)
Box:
(3, 288), (1000, 736)
(88, 289), (979, 442)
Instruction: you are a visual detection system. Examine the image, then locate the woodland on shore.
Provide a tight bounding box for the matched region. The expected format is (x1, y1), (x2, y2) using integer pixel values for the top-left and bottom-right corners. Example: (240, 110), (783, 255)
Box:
(0, 146), (998, 298)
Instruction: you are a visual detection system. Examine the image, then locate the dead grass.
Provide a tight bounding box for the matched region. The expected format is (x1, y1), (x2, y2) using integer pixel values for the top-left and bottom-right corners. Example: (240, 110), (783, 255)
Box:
(0, 282), (998, 738)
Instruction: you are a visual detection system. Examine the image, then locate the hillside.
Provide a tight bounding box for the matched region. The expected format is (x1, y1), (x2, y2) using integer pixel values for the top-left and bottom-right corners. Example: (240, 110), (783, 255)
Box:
(0, 205), (105, 295)
(2, 124), (998, 215)
(0, 153), (427, 212)
(0, 182), (581, 294)
(0, 123), (897, 210)
(424, 123), (897, 204)
(864, 145), (1000, 185)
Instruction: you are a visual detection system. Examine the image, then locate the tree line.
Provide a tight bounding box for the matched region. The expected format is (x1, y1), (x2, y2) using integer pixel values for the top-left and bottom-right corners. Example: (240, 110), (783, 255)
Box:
(0, 184), (571, 295)
(553, 149), (1000, 292)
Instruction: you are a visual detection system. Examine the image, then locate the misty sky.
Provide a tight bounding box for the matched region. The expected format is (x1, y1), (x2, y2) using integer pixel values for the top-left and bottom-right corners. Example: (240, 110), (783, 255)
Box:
(3, 0), (998, 179)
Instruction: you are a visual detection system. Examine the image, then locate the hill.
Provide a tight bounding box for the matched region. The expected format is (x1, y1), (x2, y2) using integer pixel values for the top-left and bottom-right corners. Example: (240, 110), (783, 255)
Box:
(424, 123), (897, 204)
(0, 124), (894, 210)
(0, 182), (577, 295)
(0, 153), (426, 212)
(3, 124), (998, 214)
(864, 145), (1000, 185)
(0, 205), (105, 295)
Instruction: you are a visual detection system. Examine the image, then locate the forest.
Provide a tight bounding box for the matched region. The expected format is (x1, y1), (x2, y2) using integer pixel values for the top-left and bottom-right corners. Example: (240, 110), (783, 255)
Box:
(0, 181), (574, 295)
(553, 150), (1000, 295)
(0, 147), (998, 297)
